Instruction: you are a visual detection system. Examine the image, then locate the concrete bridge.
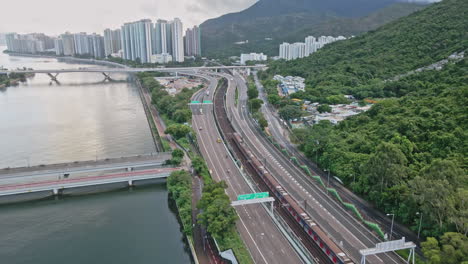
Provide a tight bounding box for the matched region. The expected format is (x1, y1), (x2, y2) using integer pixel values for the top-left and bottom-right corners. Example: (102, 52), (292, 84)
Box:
(0, 167), (179, 197)
(0, 65), (266, 81)
(0, 153), (172, 180)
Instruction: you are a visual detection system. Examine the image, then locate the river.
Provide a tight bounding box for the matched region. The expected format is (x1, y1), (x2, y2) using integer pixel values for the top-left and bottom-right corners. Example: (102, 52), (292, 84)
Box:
(0, 47), (192, 263)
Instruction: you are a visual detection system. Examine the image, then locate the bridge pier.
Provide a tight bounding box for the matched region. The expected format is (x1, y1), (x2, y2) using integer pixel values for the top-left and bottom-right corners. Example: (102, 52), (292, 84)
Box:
(47, 73), (59, 82)
(128, 180), (133, 186)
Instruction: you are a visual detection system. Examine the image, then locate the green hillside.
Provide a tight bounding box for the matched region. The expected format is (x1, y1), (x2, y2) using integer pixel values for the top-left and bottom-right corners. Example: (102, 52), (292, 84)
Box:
(201, 2), (426, 58)
(267, 0), (468, 100)
(260, 0), (467, 247)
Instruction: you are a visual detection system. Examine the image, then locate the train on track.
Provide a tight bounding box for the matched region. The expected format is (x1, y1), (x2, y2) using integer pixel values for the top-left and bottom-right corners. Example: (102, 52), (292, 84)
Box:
(232, 132), (354, 264)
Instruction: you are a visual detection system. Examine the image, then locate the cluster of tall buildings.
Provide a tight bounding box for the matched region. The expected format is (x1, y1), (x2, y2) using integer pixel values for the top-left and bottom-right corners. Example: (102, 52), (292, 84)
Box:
(4, 17), (202, 64)
(279, 35), (346, 61)
(119, 18), (197, 63)
(54, 32), (105, 58)
(5, 33), (55, 54)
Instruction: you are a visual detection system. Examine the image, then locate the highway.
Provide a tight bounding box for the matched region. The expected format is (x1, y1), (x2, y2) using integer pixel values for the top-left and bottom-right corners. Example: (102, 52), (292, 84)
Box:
(222, 71), (404, 264)
(191, 74), (305, 264)
(252, 72), (423, 251)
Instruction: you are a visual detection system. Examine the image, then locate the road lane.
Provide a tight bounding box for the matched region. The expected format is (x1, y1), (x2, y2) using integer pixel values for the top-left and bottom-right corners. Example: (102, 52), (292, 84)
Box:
(191, 75), (303, 264)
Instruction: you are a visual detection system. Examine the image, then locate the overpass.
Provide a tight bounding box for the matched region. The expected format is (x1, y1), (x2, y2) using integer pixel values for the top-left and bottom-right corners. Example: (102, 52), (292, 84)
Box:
(0, 167), (179, 197)
(0, 65), (266, 81)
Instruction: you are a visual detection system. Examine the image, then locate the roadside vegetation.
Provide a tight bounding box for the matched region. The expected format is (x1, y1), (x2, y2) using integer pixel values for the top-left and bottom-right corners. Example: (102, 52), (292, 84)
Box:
(167, 170), (193, 235)
(246, 75), (268, 130)
(192, 153), (254, 264)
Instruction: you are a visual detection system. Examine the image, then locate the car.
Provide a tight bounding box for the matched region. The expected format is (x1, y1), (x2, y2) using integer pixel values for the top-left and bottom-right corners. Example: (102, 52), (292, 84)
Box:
(199, 126), (203, 130)
(217, 138), (222, 143)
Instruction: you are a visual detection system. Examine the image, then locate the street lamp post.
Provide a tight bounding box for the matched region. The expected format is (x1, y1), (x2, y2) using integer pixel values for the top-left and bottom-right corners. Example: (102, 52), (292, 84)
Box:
(387, 213), (395, 240)
(416, 212), (423, 239)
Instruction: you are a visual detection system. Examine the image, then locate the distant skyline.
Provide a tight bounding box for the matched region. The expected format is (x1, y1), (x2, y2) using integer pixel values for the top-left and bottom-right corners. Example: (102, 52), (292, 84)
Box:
(0, 0), (257, 35)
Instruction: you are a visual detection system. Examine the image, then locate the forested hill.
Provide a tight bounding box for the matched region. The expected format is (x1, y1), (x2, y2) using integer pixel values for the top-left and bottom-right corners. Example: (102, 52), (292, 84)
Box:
(200, 0), (427, 58)
(267, 0), (468, 100)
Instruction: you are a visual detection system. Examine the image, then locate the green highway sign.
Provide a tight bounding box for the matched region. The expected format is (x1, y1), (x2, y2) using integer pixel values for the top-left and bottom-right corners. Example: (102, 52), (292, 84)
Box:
(191, 101), (201, 104)
(203, 100), (213, 104)
(237, 192), (269, 201)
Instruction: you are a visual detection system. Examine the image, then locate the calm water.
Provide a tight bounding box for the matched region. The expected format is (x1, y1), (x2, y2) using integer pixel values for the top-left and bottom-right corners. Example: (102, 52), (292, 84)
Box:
(0, 184), (192, 264)
(0, 46), (156, 168)
(0, 48), (191, 263)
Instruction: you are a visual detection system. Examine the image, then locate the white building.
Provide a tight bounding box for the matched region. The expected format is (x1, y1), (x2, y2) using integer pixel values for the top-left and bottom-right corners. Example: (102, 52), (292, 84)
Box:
(279, 35), (346, 61)
(240, 53), (267, 65)
(121, 19), (153, 63)
(170, 18), (184, 62)
(103, 28), (121, 57)
(54, 38), (64, 55)
(151, 53), (173, 64)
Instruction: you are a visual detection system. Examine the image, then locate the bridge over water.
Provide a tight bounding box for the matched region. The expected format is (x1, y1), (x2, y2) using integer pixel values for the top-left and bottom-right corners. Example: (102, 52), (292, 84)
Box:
(0, 167), (179, 197)
(0, 65), (266, 81)
(0, 153), (177, 197)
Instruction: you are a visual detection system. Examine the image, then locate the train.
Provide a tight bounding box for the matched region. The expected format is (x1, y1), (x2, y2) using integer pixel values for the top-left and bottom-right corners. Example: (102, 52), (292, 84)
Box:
(232, 133), (354, 264)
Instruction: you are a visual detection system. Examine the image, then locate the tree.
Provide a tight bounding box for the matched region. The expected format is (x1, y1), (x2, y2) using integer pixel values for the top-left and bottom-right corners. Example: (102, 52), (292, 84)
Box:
(259, 116), (268, 129)
(362, 142), (408, 200)
(165, 124), (191, 139)
(279, 105), (302, 120)
(422, 233), (468, 264)
(317, 104), (332, 113)
(169, 149), (185, 165)
(267, 94), (281, 106)
(422, 237), (441, 264)
(197, 181), (238, 239)
(173, 109), (192, 123)
(249, 98), (263, 112)
(247, 87), (259, 99)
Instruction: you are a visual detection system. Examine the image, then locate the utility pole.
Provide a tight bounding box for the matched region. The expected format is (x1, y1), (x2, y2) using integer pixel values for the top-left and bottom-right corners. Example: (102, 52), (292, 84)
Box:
(387, 213), (395, 240)
(416, 212), (423, 239)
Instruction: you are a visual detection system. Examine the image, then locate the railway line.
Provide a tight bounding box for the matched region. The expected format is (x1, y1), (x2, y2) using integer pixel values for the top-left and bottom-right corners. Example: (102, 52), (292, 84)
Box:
(213, 77), (351, 264)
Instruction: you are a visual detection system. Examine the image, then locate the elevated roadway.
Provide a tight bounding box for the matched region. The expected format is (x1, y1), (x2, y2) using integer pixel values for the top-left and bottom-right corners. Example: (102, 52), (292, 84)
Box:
(0, 167), (178, 196)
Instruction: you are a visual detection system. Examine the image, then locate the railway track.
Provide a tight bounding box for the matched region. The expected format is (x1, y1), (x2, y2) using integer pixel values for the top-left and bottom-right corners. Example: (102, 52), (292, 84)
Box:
(213, 77), (340, 264)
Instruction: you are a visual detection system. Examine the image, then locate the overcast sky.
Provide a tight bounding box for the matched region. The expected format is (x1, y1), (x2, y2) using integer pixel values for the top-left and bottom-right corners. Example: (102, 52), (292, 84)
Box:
(0, 0), (257, 35)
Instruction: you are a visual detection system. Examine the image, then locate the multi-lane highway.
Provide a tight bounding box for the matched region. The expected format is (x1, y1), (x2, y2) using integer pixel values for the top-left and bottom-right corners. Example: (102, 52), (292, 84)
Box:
(252, 73), (422, 249)
(190, 74), (306, 264)
(220, 70), (405, 264)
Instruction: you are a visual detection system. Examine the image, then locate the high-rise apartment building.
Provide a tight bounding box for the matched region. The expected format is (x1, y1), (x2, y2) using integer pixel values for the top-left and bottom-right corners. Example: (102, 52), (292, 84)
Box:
(103, 28), (122, 57)
(121, 19), (153, 63)
(184, 26), (201, 57)
(5, 33), (53, 54)
(89, 34), (105, 58)
(279, 35), (346, 61)
(73, 32), (90, 55)
(54, 38), (64, 55)
(154, 20), (168, 54)
(61, 33), (75, 56)
(170, 18), (184, 62)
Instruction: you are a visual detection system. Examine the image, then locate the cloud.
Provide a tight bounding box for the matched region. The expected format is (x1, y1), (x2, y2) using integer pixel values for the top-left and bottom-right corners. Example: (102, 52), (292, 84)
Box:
(0, 0), (257, 35)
